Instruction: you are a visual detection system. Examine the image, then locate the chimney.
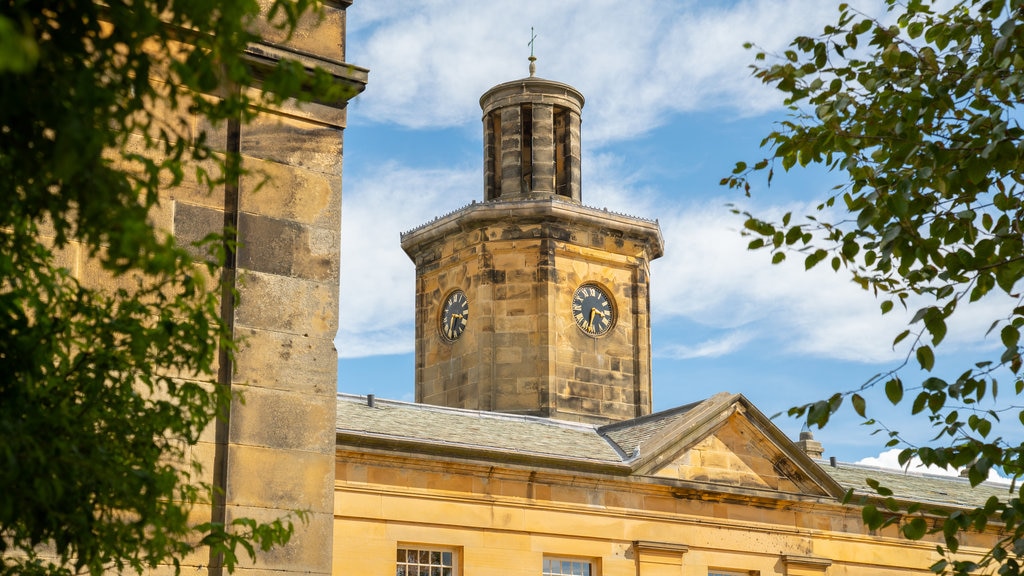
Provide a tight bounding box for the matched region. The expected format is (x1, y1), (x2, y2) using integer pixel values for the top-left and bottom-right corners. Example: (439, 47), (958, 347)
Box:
(797, 430), (825, 459)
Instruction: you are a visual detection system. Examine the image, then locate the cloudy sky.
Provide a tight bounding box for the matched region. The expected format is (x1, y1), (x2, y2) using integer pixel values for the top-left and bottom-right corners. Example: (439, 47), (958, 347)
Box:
(334, 0), (1013, 467)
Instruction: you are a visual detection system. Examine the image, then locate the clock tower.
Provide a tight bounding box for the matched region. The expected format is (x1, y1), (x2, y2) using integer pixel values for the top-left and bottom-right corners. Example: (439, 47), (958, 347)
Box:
(401, 61), (663, 424)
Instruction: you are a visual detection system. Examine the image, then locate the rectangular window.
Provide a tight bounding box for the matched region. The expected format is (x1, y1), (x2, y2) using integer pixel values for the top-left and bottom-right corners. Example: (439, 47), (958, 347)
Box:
(709, 571), (755, 576)
(396, 546), (455, 576)
(543, 557), (592, 576)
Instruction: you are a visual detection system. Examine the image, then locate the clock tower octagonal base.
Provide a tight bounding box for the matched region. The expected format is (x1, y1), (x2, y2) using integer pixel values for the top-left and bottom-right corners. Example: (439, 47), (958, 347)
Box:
(401, 197), (663, 424)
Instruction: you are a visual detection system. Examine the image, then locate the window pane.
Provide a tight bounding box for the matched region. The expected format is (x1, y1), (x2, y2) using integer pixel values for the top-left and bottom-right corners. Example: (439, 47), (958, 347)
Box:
(542, 558), (592, 576)
(397, 547), (456, 576)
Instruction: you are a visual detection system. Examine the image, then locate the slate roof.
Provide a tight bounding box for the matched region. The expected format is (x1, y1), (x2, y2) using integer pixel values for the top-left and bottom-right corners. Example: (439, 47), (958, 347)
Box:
(336, 393), (1012, 509)
(598, 400), (704, 458)
(336, 393), (624, 465)
(822, 459), (1013, 508)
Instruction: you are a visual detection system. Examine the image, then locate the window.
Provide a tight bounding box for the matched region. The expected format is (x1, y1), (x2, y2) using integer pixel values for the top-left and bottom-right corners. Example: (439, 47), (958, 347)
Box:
(709, 571), (755, 576)
(396, 546), (455, 576)
(543, 557), (592, 576)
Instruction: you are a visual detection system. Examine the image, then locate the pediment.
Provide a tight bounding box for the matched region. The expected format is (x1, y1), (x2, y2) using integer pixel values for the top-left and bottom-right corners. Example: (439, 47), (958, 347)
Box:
(604, 393), (843, 499)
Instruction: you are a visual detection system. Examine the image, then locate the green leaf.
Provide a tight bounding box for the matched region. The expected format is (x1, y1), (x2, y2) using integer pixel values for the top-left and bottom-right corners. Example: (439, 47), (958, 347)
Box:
(917, 346), (935, 371)
(852, 393), (866, 417)
(903, 517), (927, 540)
(885, 378), (904, 404)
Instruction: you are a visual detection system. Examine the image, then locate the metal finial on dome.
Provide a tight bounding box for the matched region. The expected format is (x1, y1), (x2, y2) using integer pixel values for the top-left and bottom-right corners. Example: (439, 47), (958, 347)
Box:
(528, 27), (537, 77)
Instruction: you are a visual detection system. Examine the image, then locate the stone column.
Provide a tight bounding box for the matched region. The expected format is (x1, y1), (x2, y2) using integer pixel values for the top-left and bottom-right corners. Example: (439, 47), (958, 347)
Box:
(567, 111), (582, 202)
(531, 104), (555, 194)
(221, 97), (347, 576)
(483, 112), (497, 201)
(499, 106), (523, 198)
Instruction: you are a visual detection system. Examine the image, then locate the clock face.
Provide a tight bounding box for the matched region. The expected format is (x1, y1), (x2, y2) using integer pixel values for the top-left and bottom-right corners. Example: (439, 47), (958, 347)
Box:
(440, 290), (469, 341)
(571, 284), (614, 336)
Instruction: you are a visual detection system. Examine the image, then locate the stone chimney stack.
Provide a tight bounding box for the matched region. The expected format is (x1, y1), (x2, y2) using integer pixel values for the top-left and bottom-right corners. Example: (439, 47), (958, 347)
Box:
(797, 430), (825, 459)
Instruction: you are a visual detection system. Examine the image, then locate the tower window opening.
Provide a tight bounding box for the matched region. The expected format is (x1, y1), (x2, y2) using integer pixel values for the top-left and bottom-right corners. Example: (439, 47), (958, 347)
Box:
(554, 107), (569, 197)
(521, 104), (533, 194)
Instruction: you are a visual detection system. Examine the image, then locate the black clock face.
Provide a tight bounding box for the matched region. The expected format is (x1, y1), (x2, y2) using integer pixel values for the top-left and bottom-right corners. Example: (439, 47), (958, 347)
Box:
(571, 284), (614, 336)
(440, 290), (469, 341)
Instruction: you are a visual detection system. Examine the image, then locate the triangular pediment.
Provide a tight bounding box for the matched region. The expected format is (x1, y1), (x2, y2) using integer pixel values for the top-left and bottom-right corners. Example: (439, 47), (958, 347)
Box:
(646, 412), (829, 494)
(601, 393), (843, 499)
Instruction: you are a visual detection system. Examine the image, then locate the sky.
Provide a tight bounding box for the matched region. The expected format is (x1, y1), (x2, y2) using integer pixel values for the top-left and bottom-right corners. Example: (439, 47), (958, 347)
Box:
(333, 0), (1016, 472)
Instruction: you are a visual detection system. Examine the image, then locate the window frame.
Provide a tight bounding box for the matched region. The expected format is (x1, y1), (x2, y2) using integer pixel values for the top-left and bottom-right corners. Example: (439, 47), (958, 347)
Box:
(542, 555), (596, 576)
(395, 544), (459, 576)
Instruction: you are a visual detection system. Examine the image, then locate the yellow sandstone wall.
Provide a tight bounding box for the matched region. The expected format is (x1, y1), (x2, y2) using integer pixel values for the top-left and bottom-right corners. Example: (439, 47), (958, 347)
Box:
(335, 403), (999, 573)
(333, 450), (988, 576)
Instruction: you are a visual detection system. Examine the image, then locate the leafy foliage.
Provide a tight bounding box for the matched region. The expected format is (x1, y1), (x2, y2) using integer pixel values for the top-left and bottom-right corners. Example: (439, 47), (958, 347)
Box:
(0, 2), (350, 575)
(723, 0), (1024, 573)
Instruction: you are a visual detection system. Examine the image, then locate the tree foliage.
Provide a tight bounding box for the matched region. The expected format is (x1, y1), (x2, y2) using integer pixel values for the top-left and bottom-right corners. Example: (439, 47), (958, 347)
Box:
(0, 2), (350, 575)
(724, 0), (1024, 573)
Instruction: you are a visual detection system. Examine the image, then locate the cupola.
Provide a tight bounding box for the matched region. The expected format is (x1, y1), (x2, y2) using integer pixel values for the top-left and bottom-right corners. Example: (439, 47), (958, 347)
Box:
(480, 61), (584, 202)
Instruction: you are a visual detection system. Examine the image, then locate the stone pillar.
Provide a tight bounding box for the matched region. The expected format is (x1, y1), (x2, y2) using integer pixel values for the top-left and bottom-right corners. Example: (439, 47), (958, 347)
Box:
(170, 6), (367, 576)
(531, 104), (555, 193)
(483, 112), (497, 201)
(221, 98), (348, 576)
(567, 111), (582, 203)
(499, 106), (523, 198)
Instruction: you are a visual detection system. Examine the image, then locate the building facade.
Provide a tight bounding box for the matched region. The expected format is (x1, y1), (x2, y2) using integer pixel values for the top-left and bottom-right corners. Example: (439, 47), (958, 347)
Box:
(332, 63), (1003, 575)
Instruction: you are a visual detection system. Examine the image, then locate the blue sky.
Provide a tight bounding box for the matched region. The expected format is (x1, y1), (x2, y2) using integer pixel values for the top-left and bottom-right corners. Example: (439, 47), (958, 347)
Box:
(333, 0), (1014, 470)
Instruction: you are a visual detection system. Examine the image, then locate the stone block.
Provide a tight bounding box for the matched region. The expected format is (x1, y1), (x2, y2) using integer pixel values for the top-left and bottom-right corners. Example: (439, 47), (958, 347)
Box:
(233, 328), (336, 392)
(496, 347), (523, 364)
(226, 507), (332, 574)
(228, 385), (335, 454)
(252, 0), (346, 62)
(240, 111), (344, 175)
(234, 270), (337, 337)
(225, 444), (334, 512)
(239, 159), (341, 228)
(237, 212), (339, 282)
(173, 201), (225, 261)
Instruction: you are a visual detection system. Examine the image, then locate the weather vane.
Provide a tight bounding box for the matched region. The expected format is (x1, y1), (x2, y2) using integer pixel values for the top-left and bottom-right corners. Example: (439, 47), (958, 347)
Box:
(528, 26), (538, 76)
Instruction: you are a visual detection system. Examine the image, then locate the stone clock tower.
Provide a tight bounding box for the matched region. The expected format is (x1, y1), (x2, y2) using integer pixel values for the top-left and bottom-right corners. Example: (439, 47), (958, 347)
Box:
(401, 61), (663, 424)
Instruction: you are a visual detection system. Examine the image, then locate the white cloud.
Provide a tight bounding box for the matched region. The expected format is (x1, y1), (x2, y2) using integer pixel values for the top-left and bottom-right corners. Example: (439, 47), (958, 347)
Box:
(348, 0), (850, 143)
(335, 163), (477, 358)
(660, 331), (754, 359)
(857, 448), (1012, 484)
(646, 197), (919, 363)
